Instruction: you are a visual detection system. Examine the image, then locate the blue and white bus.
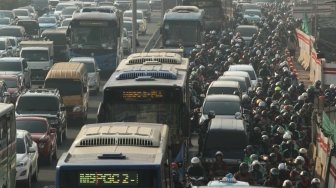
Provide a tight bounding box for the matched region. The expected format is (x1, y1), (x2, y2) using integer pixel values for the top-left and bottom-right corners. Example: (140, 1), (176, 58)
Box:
(68, 12), (122, 74)
(55, 122), (173, 188)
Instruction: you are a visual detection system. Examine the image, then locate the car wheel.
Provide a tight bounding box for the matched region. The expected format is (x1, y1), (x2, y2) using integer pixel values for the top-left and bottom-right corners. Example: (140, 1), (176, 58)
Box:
(24, 170), (32, 188)
(32, 163), (38, 182)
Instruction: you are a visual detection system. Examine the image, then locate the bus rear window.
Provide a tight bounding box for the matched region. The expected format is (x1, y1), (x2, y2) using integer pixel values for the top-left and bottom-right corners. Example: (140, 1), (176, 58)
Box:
(59, 169), (156, 187)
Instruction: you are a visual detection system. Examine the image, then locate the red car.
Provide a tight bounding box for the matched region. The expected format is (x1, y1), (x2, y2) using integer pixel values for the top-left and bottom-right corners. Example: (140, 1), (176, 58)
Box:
(16, 117), (57, 164)
(0, 74), (23, 103)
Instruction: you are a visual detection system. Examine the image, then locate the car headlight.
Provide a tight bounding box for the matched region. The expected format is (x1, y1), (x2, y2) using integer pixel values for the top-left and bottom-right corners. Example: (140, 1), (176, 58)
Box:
(16, 159), (28, 167)
(73, 105), (83, 112)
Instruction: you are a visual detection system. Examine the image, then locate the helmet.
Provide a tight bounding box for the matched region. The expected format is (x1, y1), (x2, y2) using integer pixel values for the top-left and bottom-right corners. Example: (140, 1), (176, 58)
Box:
(250, 154), (259, 161)
(299, 148), (308, 154)
(270, 168), (279, 176)
(296, 156), (305, 163)
(215, 151), (224, 157)
(283, 133), (292, 140)
(269, 153), (277, 158)
(311, 178), (321, 184)
(277, 126), (285, 134)
(262, 135), (269, 141)
(208, 111), (215, 119)
(191, 157), (200, 164)
(278, 163), (287, 170)
(282, 180), (293, 187)
(275, 86), (281, 91)
(252, 160), (260, 166)
(300, 170), (309, 177)
(239, 162), (249, 171)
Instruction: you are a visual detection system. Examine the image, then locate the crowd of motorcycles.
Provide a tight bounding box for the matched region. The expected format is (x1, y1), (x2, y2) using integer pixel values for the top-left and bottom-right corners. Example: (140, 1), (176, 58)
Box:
(184, 2), (323, 188)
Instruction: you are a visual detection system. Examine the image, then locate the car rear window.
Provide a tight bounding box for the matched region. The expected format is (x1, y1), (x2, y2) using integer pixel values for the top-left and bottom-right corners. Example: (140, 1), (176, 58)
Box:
(16, 119), (48, 134)
(207, 87), (238, 95)
(203, 101), (240, 116)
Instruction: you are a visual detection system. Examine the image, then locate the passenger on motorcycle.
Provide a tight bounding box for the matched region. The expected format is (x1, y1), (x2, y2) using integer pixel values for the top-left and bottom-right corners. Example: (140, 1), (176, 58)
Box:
(209, 151), (227, 177)
(187, 157), (206, 178)
(234, 162), (256, 185)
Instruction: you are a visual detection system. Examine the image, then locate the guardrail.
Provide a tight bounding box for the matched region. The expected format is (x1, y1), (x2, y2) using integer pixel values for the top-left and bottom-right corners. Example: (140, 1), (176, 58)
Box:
(142, 28), (161, 52)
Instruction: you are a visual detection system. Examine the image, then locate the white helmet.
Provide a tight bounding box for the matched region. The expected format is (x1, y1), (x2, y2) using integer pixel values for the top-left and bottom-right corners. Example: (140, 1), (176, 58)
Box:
(299, 148), (308, 154)
(283, 132), (292, 140)
(191, 157), (200, 164)
(278, 163), (287, 170)
(296, 156), (305, 163)
(330, 84), (335, 89)
(302, 92), (308, 99)
(311, 178), (321, 184)
(256, 50), (261, 55)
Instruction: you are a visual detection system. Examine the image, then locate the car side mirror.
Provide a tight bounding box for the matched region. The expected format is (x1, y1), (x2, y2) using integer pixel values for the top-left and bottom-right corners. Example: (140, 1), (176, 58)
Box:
(28, 147), (36, 153)
(60, 106), (66, 111)
(49, 128), (56, 134)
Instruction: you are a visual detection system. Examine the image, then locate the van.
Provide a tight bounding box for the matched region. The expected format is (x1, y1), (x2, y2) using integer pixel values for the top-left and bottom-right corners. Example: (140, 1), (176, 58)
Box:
(222, 71), (252, 89)
(228, 64), (259, 88)
(201, 118), (248, 171)
(206, 80), (241, 97)
(217, 76), (249, 94)
(44, 62), (89, 124)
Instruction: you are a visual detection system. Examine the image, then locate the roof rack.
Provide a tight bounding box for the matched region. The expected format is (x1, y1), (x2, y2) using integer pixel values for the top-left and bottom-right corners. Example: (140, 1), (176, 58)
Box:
(171, 6), (200, 13)
(116, 70), (178, 80)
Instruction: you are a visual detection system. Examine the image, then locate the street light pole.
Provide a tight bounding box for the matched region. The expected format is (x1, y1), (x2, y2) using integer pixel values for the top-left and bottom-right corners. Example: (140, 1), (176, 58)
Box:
(132, 0), (137, 53)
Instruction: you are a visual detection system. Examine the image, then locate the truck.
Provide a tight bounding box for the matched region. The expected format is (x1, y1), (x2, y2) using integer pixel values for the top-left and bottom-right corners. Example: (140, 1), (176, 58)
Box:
(19, 41), (54, 84)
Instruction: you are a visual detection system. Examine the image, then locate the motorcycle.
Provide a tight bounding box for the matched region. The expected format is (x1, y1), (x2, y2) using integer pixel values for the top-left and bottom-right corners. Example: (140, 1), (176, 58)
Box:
(187, 176), (206, 187)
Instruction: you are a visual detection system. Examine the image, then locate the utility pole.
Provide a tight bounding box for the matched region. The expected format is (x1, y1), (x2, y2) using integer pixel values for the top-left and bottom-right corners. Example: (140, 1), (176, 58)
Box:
(132, 0), (137, 53)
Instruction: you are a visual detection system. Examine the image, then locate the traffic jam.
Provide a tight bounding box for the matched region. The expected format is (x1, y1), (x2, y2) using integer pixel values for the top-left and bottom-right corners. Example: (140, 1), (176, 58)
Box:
(0, 0), (327, 187)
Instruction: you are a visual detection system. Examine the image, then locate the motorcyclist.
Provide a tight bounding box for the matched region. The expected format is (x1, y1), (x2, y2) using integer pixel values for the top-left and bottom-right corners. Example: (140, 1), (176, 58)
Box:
(282, 179), (293, 188)
(209, 151), (227, 177)
(186, 157), (206, 178)
(278, 163), (290, 182)
(234, 162), (256, 185)
(198, 111), (215, 154)
(311, 178), (320, 188)
(264, 168), (282, 187)
(249, 160), (265, 185)
(295, 170), (311, 188)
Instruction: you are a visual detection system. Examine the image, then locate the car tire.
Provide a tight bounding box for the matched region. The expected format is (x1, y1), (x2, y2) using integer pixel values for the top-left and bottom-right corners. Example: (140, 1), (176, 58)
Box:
(24, 170), (32, 188)
(32, 163), (38, 182)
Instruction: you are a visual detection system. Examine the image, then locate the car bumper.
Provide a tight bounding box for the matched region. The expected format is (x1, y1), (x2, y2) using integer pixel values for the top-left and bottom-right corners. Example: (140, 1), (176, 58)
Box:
(16, 166), (29, 180)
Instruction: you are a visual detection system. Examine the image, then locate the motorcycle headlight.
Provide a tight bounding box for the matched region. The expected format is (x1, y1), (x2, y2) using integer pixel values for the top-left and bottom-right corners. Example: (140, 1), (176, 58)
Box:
(73, 105), (83, 112)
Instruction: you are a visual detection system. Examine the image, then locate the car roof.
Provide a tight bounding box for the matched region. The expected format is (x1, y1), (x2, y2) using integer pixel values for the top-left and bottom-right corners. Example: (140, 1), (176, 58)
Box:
(70, 57), (95, 62)
(229, 64), (255, 71)
(210, 80), (239, 88)
(223, 71), (250, 77)
(16, 116), (48, 122)
(205, 94), (241, 102)
(218, 76), (246, 81)
(209, 118), (245, 131)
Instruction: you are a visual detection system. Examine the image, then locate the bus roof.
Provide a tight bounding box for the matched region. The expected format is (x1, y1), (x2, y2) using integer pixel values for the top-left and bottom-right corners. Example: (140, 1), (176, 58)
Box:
(72, 12), (117, 21)
(58, 122), (169, 166)
(104, 52), (189, 88)
(164, 6), (204, 21)
(46, 62), (86, 80)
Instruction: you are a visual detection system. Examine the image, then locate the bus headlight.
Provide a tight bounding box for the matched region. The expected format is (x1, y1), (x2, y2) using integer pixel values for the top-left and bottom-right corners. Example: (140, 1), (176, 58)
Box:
(73, 105), (83, 112)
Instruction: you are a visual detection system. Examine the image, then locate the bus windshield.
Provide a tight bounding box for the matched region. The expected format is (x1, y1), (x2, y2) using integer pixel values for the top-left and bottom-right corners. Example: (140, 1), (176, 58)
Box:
(44, 79), (82, 96)
(71, 26), (117, 49)
(163, 21), (199, 46)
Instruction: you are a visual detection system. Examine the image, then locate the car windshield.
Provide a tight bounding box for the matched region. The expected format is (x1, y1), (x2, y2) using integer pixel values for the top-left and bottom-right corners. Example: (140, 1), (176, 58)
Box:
(14, 10), (29, 16)
(21, 50), (49, 61)
(44, 79), (82, 96)
(0, 28), (24, 38)
(8, 39), (16, 46)
(203, 101), (240, 115)
(236, 27), (258, 37)
(16, 138), (26, 154)
(2, 79), (17, 88)
(83, 62), (95, 72)
(0, 61), (21, 71)
(163, 21), (199, 46)
(207, 87), (238, 95)
(0, 18), (9, 25)
(38, 17), (56, 23)
(0, 41), (5, 50)
(16, 96), (59, 114)
(16, 120), (48, 134)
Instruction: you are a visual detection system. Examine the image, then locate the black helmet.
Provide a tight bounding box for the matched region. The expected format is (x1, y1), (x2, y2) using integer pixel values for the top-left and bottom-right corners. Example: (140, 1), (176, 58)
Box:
(239, 162), (249, 171)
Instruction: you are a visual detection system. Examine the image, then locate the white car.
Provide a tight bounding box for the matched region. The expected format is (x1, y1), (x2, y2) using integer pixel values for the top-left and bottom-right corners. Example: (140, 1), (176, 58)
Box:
(122, 28), (132, 55)
(69, 57), (100, 94)
(16, 130), (39, 187)
(228, 64), (259, 88)
(123, 10), (147, 35)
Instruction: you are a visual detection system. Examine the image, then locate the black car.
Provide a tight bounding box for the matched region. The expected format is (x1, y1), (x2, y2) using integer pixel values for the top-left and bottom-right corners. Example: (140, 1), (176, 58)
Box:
(15, 88), (67, 145)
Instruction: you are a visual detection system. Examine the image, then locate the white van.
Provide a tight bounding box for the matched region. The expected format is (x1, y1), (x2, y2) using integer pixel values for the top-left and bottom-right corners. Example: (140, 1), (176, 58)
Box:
(222, 71), (252, 89)
(206, 80), (241, 97)
(228, 65), (259, 88)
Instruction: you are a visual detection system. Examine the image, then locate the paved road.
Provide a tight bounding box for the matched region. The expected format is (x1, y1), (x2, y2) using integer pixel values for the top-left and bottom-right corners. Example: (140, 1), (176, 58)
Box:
(31, 11), (162, 188)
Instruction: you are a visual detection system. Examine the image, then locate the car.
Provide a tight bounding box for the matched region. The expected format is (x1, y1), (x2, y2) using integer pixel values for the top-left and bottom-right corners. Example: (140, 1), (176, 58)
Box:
(0, 74), (24, 103)
(0, 57), (31, 88)
(123, 10), (147, 35)
(235, 25), (259, 46)
(228, 64), (259, 88)
(60, 18), (72, 28)
(16, 129), (39, 187)
(243, 9), (262, 23)
(16, 88), (68, 145)
(4, 36), (20, 56)
(0, 10), (16, 24)
(54, 2), (77, 16)
(0, 80), (11, 103)
(16, 117), (57, 164)
(206, 80), (242, 97)
(49, 0), (60, 11)
(113, 0), (131, 11)
(0, 17), (11, 26)
(0, 37), (13, 57)
(121, 28), (132, 55)
(69, 57), (100, 94)
(123, 20), (140, 47)
(16, 19), (40, 39)
(38, 17), (58, 32)
(239, 3), (260, 11)
(60, 6), (78, 20)
(199, 94), (241, 124)
(136, 1), (151, 22)
(217, 76), (249, 94)
(13, 9), (32, 20)
(19, 6), (38, 20)
(222, 71), (252, 90)
(0, 26), (27, 42)
(98, 1), (115, 6)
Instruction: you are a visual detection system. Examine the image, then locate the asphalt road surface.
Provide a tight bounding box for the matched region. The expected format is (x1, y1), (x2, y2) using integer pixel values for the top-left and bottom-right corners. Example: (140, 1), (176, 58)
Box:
(30, 11), (162, 188)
